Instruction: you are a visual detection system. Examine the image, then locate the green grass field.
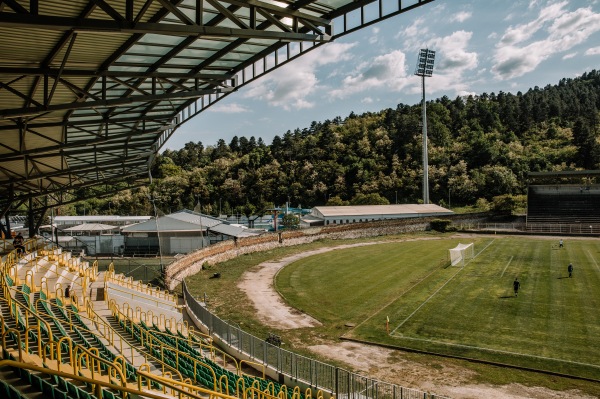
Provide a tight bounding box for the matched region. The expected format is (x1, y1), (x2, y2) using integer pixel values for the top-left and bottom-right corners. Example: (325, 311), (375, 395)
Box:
(275, 236), (600, 380)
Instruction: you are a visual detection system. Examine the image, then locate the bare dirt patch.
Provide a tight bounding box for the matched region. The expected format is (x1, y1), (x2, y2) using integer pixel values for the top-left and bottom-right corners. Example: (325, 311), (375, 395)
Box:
(237, 242), (379, 329)
(237, 235), (597, 398)
(308, 341), (596, 399)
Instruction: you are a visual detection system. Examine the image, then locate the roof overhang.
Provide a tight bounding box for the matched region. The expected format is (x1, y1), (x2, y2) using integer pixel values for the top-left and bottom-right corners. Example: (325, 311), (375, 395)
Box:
(0, 0), (434, 209)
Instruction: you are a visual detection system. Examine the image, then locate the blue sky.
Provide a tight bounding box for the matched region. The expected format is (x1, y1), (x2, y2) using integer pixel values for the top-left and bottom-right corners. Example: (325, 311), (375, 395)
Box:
(165, 0), (600, 150)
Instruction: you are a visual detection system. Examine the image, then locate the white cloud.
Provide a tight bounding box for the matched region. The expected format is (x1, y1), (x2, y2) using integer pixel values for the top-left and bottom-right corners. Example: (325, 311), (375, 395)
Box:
(562, 52), (577, 59)
(368, 27), (381, 45)
(328, 27), (479, 100)
(585, 47), (600, 55)
(396, 17), (429, 49)
(242, 42), (357, 110)
(361, 97), (374, 104)
(328, 50), (412, 99)
(499, 1), (567, 46)
(492, 2), (600, 79)
(457, 90), (477, 97)
(528, 0), (541, 10)
(450, 11), (472, 23)
(421, 30), (478, 94)
(430, 30), (478, 72)
(207, 103), (250, 113)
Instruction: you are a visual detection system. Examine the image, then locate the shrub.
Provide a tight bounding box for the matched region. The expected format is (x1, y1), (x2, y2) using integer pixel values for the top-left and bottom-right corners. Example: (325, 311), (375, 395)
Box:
(430, 219), (452, 232)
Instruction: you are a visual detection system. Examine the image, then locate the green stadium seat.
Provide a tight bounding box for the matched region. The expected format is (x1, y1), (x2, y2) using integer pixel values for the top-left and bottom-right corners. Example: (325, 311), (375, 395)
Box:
(0, 380), (10, 397)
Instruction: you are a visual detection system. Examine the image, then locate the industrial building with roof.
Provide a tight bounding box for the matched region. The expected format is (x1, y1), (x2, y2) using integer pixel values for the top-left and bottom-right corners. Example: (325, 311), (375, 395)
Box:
(310, 204), (453, 225)
(121, 209), (265, 255)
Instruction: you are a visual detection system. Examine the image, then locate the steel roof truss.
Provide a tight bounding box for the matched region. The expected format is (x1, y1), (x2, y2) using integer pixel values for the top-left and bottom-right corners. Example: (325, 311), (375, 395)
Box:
(1, 0), (28, 13)
(0, 67), (235, 83)
(46, 33), (78, 107)
(0, 80), (43, 108)
(0, 14), (331, 42)
(25, 127), (64, 147)
(10, 156), (149, 186)
(91, 0), (126, 22)
(11, 175), (148, 207)
(0, 86), (234, 119)
(59, 78), (101, 102)
(220, 0), (331, 27)
(156, 0), (194, 25)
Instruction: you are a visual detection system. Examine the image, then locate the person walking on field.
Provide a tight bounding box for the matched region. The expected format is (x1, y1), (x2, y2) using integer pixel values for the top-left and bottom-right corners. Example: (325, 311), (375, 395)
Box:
(568, 263), (573, 278)
(559, 239), (564, 248)
(513, 278), (521, 297)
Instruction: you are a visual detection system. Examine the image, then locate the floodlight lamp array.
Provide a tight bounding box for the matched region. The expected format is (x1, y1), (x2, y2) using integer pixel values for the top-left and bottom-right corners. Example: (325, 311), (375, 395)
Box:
(415, 49), (436, 77)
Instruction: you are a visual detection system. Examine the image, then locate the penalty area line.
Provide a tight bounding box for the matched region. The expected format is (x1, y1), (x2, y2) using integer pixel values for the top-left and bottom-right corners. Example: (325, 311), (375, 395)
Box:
(587, 250), (600, 274)
(499, 256), (513, 278)
(390, 238), (496, 335)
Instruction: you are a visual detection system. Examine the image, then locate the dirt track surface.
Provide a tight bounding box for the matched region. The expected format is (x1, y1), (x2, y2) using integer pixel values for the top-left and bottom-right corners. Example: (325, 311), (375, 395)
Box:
(237, 236), (597, 399)
(237, 242), (379, 329)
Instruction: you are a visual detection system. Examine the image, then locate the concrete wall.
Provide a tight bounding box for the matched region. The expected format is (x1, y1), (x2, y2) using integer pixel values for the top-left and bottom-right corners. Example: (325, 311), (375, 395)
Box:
(166, 213), (486, 290)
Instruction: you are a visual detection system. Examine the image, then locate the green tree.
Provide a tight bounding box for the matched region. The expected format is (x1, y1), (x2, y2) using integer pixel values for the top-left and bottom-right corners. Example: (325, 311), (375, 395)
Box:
(282, 213), (300, 229)
(326, 196), (348, 206)
(350, 193), (390, 205)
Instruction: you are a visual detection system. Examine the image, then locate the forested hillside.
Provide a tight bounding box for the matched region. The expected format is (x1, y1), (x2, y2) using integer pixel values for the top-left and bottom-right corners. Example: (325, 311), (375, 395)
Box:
(75, 70), (600, 216)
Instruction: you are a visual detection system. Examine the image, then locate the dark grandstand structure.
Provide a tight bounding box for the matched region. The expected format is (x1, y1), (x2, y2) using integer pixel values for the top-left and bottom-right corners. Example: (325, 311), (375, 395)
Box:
(527, 170), (600, 229)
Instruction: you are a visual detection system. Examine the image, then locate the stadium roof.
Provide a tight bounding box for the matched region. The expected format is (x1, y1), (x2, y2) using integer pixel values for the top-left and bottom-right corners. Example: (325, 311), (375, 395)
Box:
(54, 215), (151, 223)
(121, 209), (263, 236)
(0, 0), (434, 221)
(167, 209), (222, 228)
(122, 214), (208, 233)
(528, 170), (600, 180)
(312, 204), (452, 218)
(209, 223), (261, 238)
(63, 223), (118, 232)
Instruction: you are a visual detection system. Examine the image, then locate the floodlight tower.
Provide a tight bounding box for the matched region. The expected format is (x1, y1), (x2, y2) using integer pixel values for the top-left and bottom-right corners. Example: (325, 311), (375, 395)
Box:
(415, 49), (435, 204)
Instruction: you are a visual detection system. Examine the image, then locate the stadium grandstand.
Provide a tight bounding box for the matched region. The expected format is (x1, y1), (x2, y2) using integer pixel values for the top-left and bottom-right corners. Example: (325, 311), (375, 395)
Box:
(0, 223), (452, 399)
(310, 204), (453, 225)
(0, 1), (446, 399)
(526, 170), (600, 234)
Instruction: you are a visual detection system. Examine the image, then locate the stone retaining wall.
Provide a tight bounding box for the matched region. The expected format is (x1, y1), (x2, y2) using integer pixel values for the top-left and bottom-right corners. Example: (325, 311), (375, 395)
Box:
(165, 213), (487, 290)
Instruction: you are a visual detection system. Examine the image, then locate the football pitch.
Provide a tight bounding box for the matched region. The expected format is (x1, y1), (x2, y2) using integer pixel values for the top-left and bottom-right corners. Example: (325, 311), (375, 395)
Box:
(275, 236), (600, 380)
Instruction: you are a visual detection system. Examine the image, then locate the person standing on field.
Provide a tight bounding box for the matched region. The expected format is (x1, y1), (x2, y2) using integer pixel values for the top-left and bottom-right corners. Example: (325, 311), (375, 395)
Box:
(513, 278), (521, 297)
(559, 239), (563, 248)
(568, 263), (573, 278)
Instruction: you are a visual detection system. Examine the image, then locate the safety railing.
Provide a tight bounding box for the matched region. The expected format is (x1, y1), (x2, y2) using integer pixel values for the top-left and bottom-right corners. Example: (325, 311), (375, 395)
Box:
(183, 281), (451, 399)
(0, 358), (221, 399)
(105, 263), (176, 303)
(111, 299), (319, 399)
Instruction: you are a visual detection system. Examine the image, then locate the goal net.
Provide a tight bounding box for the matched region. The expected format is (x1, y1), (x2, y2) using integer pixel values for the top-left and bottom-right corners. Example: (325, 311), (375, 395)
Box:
(449, 243), (474, 266)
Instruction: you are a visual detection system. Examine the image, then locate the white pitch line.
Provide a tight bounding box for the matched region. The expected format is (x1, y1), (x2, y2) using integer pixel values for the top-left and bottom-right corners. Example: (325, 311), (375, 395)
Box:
(387, 334), (600, 370)
(500, 256), (513, 278)
(391, 239), (496, 334)
(586, 250), (600, 273)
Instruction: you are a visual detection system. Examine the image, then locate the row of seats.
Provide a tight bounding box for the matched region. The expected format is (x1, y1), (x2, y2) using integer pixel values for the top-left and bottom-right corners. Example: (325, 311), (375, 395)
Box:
(0, 247), (135, 399)
(123, 318), (303, 399)
(528, 186), (600, 224)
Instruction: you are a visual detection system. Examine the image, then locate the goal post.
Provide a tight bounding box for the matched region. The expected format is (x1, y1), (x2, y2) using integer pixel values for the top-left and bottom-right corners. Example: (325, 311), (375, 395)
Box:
(449, 243), (474, 266)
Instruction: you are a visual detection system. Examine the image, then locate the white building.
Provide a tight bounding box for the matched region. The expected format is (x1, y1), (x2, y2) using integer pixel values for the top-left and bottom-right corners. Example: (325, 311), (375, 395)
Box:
(121, 210), (265, 255)
(310, 204), (453, 225)
(54, 215), (152, 227)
